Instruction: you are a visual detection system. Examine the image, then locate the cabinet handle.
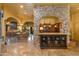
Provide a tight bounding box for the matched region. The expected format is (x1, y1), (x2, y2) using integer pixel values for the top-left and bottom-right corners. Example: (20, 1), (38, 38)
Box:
(43, 38), (45, 40)
(56, 37), (59, 40)
(62, 37), (65, 40)
(48, 37), (50, 40)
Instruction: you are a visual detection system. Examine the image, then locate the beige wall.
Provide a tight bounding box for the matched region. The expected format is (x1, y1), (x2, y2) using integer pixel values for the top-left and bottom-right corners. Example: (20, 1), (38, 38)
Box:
(1, 5), (22, 39)
(71, 13), (79, 41)
(40, 18), (59, 24)
(3, 7), (21, 24)
(0, 4), (1, 9)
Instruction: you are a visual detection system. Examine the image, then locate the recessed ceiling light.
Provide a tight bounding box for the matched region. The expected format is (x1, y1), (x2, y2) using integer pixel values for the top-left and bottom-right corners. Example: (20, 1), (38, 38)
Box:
(20, 5), (23, 8)
(77, 8), (79, 10)
(24, 12), (27, 14)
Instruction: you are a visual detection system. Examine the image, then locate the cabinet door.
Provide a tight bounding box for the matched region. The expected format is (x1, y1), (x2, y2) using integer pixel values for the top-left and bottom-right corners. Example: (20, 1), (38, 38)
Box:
(60, 35), (67, 48)
(40, 35), (48, 48)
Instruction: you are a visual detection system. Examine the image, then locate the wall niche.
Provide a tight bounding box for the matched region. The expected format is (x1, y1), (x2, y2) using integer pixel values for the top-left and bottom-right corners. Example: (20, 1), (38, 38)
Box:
(39, 16), (62, 33)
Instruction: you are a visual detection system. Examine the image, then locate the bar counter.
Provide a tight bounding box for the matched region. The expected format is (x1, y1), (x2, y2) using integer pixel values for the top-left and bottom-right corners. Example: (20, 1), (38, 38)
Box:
(38, 33), (67, 35)
(38, 33), (67, 49)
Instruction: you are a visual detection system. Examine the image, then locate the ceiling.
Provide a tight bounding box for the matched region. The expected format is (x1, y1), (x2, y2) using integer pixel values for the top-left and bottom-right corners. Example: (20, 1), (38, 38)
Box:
(2, 3), (34, 23)
(2, 3), (79, 15)
(1, 3), (79, 22)
(70, 3), (79, 15)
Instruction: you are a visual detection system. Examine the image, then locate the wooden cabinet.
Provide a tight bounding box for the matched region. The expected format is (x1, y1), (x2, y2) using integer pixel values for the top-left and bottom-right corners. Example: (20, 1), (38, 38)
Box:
(39, 22), (61, 33)
(39, 34), (67, 49)
(38, 22), (66, 49)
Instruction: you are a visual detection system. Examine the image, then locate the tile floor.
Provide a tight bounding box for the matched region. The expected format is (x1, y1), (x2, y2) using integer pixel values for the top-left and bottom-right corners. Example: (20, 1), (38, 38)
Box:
(0, 34), (79, 56)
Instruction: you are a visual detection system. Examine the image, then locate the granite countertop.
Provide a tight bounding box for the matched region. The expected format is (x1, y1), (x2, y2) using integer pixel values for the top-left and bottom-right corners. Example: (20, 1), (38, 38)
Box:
(37, 33), (67, 35)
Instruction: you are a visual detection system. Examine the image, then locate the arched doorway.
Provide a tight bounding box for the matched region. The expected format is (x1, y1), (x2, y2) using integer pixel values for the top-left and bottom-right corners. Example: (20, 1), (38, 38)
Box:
(22, 22), (34, 41)
(5, 17), (18, 33)
(5, 17), (18, 44)
(22, 22), (34, 35)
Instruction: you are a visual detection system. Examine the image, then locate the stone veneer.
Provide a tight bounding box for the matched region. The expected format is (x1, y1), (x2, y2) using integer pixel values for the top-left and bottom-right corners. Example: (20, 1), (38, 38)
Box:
(34, 6), (70, 45)
(34, 6), (70, 35)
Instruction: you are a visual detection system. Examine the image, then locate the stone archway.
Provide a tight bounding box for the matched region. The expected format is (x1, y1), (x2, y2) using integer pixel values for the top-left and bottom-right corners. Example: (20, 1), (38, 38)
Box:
(39, 16), (61, 33)
(34, 6), (70, 46)
(4, 17), (20, 42)
(5, 17), (19, 25)
(34, 6), (70, 35)
(5, 17), (19, 32)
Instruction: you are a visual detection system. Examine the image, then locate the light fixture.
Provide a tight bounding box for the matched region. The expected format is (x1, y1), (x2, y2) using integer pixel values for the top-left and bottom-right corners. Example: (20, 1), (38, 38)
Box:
(24, 12), (27, 15)
(43, 25), (46, 27)
(54, 25), (57, 28)
(77, 8), (79, 10)
(6, 22), (10, 25)
(20, 5), (23, 8)
(49, 24), (51, 27)
(40, 27), (43, 30)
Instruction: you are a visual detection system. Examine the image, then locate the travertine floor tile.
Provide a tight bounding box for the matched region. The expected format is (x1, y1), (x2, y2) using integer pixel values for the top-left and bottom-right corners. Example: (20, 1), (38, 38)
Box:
(1, 35), (79, 56)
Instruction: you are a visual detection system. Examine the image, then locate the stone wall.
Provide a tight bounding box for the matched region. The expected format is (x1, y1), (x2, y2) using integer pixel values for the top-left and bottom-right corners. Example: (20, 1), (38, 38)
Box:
(34, 6), (70, 45)
(34, 6), (70, 35)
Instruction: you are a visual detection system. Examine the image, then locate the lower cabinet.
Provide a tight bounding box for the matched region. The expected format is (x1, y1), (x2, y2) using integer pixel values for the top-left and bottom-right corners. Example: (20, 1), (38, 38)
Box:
(39, 35), (67, 49)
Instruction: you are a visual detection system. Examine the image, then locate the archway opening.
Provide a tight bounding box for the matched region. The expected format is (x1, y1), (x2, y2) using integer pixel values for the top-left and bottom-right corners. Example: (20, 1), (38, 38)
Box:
(4, 17), (19, 44)
(22, 22), (34, 35)
(39, 16), (62, 33)
(5, 17), (18, 34)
